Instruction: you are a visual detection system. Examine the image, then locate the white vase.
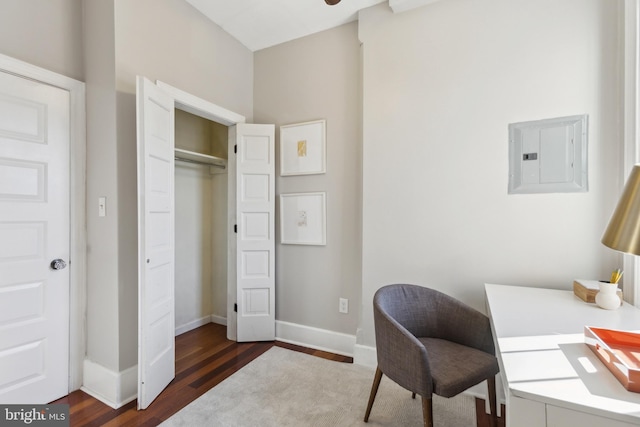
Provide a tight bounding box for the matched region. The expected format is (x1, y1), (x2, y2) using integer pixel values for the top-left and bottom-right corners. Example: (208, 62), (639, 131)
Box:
(595, 282), (620, 310)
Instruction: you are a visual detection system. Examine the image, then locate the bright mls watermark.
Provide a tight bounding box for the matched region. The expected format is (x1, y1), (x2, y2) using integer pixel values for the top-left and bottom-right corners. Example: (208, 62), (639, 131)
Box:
(0, 405), (69, 427)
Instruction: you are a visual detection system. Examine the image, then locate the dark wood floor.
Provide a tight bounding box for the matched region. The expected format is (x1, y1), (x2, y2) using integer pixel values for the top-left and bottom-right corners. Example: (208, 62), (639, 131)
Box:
(53, 323), (503, 426)
(475, 399), (506, 427)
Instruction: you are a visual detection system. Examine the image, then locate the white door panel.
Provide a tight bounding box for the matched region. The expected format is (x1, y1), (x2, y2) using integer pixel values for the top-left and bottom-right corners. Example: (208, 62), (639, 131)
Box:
(136, 76), (175, 410)
(235, 124), (275, 342)
(0, 71), (70, 403)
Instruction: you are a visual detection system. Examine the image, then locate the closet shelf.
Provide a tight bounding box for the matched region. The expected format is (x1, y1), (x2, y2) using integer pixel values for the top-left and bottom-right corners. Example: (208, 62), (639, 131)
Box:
(174, 148), (227, 169)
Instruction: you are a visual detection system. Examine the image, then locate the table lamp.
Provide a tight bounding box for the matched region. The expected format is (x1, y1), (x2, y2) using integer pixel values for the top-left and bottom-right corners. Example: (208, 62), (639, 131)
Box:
(602, 164), (640, 256)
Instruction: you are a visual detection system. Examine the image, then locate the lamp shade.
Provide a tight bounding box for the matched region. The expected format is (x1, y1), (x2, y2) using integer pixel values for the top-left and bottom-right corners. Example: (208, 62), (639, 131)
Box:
(602, 165), (640, 255)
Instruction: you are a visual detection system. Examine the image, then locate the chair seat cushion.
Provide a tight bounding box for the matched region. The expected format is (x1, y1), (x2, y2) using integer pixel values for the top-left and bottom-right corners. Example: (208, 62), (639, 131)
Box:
(418, 337), (499, 398)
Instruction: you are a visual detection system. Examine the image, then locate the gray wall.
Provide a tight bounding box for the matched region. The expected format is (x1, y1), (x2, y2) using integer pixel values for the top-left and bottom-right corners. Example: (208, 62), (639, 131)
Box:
(113, 0), (253, 119)
(83, 0), (120, 372)
(82, 0), (253, 372)
(0, 0), (84, 80)
(174, 111), (229, 331)
(112, 0), (253, 369)
(254, 22), (362, 336)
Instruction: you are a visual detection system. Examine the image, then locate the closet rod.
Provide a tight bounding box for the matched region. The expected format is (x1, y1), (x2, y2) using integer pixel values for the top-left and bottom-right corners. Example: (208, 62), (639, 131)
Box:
(174, 156), (226, 169)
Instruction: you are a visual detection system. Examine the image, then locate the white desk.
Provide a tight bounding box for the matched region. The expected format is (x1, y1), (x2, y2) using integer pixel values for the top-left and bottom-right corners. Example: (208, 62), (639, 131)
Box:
(485, 283), (640, 427)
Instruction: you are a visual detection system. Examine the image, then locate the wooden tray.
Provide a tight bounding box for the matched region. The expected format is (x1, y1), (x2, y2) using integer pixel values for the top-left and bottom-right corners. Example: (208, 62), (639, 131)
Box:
(585, 326), (640, 392)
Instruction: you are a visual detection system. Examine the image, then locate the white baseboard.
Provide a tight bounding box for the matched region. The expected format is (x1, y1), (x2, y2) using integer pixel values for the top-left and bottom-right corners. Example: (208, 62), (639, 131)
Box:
(175, 315), (212, 336)
(175, 315), (227, 336)
(81, 359), (137, 409)
(78, 316), (223, 410)
(275, 320), (356, 357)
(353, 343), (377, 368)
(211, 314), (227, 326)
(81, 314), (228, 410)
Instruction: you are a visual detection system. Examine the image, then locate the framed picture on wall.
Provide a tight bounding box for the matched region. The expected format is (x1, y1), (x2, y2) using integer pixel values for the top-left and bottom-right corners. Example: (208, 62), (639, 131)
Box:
(280, 192), (326, 245)
(280, 119), (326, 176)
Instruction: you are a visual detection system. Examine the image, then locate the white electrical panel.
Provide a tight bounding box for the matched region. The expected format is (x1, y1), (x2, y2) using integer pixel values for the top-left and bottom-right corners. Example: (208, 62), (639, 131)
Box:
(508, 115), (588, 194)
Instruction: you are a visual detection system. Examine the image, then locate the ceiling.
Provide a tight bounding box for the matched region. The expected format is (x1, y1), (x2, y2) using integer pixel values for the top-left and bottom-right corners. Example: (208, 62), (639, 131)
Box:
(184, 0), (387, 52)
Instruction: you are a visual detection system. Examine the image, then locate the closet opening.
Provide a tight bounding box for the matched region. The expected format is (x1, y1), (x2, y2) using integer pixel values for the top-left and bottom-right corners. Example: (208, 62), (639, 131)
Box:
(174, 109), (229, 336)
(137, 77), (275, 409)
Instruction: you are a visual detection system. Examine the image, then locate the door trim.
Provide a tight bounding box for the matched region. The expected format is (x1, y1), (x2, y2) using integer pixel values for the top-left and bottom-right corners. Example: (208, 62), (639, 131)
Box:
(155, 81), (246, 126)
(155, 80), (246, 341)
(0, 53), (86, 392)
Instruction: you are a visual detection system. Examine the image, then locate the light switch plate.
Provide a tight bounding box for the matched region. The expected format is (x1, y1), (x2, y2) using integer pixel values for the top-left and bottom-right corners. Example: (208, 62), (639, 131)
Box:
(98, 197), (106, 217)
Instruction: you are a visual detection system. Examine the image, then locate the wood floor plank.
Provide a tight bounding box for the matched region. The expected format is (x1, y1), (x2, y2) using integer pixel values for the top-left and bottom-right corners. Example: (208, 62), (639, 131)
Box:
(275, 341), (353, 363)
(187, 342), (272, 392)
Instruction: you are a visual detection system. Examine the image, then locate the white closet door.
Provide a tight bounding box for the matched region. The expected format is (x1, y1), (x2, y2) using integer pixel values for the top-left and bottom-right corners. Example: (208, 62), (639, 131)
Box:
(235, 123), (275, 342)
(136, 76), (175, 409)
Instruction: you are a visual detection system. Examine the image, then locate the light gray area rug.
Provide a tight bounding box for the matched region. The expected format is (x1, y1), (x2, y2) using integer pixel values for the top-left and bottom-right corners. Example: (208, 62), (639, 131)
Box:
(162, 346), (476, 427)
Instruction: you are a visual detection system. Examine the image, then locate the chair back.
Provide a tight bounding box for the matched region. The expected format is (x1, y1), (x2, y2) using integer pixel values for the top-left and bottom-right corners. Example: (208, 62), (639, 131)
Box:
(372, 284), (435, 397)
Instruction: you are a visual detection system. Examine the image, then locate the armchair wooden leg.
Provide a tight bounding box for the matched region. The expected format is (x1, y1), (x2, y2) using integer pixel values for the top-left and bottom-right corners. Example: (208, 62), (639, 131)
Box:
(364, 367), (383, 422)
(488, 376), (497, 427)
(421, 396), (433, 427)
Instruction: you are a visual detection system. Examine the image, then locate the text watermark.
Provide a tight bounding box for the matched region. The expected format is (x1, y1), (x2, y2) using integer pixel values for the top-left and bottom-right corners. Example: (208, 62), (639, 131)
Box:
(0, 405), (69, 427)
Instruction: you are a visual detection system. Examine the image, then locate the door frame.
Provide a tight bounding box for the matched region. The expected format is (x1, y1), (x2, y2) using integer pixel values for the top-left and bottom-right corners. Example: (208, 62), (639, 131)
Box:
(155, 81), (245, 341)
(0, 53), (86, 391)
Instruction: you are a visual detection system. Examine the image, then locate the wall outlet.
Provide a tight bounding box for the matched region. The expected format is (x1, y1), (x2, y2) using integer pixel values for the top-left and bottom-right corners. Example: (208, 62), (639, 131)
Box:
(339, 298), (349, 314)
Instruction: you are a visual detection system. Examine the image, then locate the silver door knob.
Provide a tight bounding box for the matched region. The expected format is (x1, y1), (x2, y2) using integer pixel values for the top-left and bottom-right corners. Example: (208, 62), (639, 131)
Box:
(50, 259), (67, 270)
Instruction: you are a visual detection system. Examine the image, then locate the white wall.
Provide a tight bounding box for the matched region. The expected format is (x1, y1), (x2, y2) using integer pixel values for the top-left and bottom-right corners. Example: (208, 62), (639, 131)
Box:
(358, 0), (623, 347)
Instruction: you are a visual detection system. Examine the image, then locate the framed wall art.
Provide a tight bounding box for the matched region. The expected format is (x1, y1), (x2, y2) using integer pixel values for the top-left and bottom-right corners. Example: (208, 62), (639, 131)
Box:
(280, 119), (326, 176)
(280, 192), (326, 245)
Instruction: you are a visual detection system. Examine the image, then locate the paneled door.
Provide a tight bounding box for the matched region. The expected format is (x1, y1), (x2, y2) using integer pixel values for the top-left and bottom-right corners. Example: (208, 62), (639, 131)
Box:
(0, 70), (70, 403)
(136, 76), (175, 409)
(234, 124), (275, 342)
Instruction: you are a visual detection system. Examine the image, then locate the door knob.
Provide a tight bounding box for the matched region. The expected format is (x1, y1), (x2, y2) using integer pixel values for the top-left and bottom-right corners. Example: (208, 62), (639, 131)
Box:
(50, 259), (67, 270)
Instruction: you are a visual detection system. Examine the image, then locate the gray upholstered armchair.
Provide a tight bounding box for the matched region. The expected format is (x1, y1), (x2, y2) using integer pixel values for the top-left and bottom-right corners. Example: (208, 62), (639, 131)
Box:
(364, 284), (499, 427)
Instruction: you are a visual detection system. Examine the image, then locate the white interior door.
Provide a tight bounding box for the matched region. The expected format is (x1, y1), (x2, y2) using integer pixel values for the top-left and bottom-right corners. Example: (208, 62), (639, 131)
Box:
(0, 70), (70, 403)
(234, 123), (275, 342)
(136, 76), (175, 409)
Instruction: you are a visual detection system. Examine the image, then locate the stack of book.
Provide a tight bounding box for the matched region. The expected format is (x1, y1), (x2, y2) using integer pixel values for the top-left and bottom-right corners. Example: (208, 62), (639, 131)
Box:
(573, 279), (623, 303)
